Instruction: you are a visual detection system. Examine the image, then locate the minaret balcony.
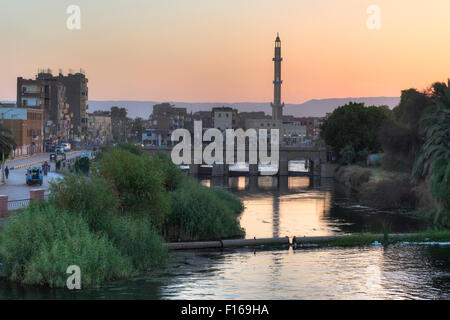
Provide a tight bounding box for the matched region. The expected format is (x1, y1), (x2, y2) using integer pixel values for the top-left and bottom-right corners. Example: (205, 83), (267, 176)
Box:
(273, 80), (283, 84)
(272, 57), (283, 62)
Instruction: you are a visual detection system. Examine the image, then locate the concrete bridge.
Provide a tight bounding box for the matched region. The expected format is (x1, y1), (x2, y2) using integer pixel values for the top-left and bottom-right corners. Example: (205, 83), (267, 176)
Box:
(144, 145), (335, 178)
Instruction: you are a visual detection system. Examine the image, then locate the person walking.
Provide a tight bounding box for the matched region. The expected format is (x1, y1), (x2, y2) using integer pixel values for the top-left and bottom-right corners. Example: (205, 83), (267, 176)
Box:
(4, 166), (9, 180)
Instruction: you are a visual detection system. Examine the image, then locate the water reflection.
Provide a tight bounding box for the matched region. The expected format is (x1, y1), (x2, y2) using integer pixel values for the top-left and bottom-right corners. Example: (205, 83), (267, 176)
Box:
(201, 175), (424, 238)
(0, 174), (438, 300)
(4, 246), (448, 300)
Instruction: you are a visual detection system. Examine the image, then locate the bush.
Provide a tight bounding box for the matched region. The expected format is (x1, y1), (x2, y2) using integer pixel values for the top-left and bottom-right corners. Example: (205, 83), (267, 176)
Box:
(166, 178), (244, 241)
(335, 166), (372, 190)
(105, 216), (167, 271)
(0, 204), (133, 287)
(49, 173), (118, 231)
(360, 177), (416, 210)
(116, 142), (144, 156)
(339, 144), (355, 165)
(74, 157), (91, 175)
(380, 153), (411, 173)
(152, 152), (186, 191)
(98, 148), (170, 228)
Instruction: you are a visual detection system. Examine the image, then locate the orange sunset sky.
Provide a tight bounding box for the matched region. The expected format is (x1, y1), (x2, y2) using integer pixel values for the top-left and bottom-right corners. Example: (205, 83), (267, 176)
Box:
(1, 0), (450, 103)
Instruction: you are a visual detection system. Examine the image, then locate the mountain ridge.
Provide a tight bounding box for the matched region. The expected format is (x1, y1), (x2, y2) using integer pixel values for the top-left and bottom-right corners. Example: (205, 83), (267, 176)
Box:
(3, 97), (400, 119)
(87, 96), (400, 119)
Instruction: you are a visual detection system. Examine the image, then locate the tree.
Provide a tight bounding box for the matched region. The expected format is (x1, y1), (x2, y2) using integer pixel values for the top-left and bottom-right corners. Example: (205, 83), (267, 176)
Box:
(320, 102), (391, 162)
(0, 123), (16, 161)
(412, 80), (450, 179)
(339, 144), (355, 165)
(379, 88), (432, 171)
(130, 117), (145, 143)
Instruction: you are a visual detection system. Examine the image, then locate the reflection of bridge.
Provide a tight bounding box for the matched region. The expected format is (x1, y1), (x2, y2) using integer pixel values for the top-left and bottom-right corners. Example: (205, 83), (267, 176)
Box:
(207, 175), (329, 238)
(144, 145), (335, 177)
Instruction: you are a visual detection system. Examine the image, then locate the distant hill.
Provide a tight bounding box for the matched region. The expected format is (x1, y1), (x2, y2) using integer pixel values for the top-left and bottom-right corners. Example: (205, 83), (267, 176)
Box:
(87, 97), (399, 119)
(3, 97), (400, 119)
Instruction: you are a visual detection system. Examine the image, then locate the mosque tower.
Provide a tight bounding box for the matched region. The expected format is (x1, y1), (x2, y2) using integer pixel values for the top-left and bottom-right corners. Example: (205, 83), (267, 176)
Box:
(271, 33), (284, 121)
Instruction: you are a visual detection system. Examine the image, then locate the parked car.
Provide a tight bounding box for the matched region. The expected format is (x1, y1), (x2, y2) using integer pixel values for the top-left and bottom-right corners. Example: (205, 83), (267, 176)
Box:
(61, 143), (71, 151)
(55, 146), (65, 154)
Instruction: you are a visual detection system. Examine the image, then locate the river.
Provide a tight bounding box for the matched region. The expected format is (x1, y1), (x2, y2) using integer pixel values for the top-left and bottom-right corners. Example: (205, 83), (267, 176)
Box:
(1, 164), (450, 299)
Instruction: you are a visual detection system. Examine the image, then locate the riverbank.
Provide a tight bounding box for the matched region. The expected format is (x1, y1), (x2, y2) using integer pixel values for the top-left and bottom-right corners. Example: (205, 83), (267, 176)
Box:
(163, 230), (450, 250)
(333, 165), (440, 222)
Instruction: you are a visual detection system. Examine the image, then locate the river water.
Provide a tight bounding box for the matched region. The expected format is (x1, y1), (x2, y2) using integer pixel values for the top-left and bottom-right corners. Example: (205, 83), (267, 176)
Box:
(1, 164), (450, 299)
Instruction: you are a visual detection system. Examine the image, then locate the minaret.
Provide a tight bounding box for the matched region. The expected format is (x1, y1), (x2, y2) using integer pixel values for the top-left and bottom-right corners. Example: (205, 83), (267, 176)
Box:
(271, 33), (284, 121)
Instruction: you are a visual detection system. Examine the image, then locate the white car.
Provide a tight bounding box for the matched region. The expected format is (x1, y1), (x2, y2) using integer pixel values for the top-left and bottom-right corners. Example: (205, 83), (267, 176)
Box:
(61, 143), (71, 151)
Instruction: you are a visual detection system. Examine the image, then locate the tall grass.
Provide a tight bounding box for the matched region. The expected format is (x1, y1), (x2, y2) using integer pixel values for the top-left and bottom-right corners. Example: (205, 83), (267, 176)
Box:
(98, 148), (171, 228)
(0, 145), (245, 287)
(105, 216), (167, 271)
(0, 204), (133, 287)
(49, 173), (118, 231)
(166, 178), (244, 241)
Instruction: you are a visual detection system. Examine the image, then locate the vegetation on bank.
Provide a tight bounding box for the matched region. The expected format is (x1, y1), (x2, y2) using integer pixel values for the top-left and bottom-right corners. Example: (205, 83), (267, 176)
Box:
(296, 230), (450, 248)
(322, 80), (450, 227)
(0, 144), (244, 287)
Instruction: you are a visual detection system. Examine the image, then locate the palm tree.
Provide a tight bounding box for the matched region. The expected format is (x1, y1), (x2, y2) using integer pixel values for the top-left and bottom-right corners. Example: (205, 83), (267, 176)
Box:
(412, 80), (450, 179)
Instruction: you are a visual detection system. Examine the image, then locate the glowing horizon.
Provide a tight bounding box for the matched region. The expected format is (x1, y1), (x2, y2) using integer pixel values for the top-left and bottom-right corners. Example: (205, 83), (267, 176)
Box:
(1, 0), (450, 103)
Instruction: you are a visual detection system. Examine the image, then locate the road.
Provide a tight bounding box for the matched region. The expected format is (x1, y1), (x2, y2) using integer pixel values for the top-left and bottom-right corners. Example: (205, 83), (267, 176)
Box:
(0, 151), (83, 202)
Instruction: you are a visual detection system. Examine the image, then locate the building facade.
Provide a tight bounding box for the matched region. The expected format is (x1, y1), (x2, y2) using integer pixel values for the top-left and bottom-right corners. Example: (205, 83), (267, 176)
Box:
(87, 112), (113, 145)
(212, 107), (237, 131)
(17, 70), (87, 145)
(3, 108), (44, 156)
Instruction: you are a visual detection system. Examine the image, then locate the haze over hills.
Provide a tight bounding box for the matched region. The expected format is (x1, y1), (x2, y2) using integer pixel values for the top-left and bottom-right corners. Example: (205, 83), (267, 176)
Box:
(2, 97), (400, 119)
(87, 97), (399, 119)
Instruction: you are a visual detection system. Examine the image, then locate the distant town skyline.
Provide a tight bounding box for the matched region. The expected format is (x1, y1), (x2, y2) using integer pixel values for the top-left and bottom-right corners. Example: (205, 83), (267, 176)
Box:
(1, 0), (450, 102)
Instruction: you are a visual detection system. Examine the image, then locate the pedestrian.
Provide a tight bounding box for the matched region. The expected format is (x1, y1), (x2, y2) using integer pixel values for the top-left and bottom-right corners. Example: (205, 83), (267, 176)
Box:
(4, 166), (9, 180)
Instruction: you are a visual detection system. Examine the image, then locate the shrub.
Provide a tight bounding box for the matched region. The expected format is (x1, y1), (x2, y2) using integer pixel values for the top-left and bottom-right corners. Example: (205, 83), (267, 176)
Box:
(152, 152), (186, 191)
(74, 157), (91, 175)
(0, 204), (133, 287)
(166, 178), (244, 241)
(360, 177), (416, 210)
(380, 153), (411, 173)
(335, 166), (372, 190)
(105, 216), (167, 271)
(339, 144), (355, 165)
(98, 148), (170, 228)
(117, 142), (144, 156)
(49, 173), (118, 231)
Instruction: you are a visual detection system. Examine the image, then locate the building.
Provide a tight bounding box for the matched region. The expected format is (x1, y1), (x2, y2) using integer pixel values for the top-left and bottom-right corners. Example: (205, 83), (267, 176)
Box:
(281, 120), (307, 145)
(17, 70), (87, 144)
(36, 71), (71, 144)
(144, 103), (187, 146)
(56, 71), (89, 140)
(150, 103), (187, 131)
(192, 111), (213, 129)
(87, 111), (112, 145)
(2, 106), (44, 156)
(212, 107), (237, 131)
